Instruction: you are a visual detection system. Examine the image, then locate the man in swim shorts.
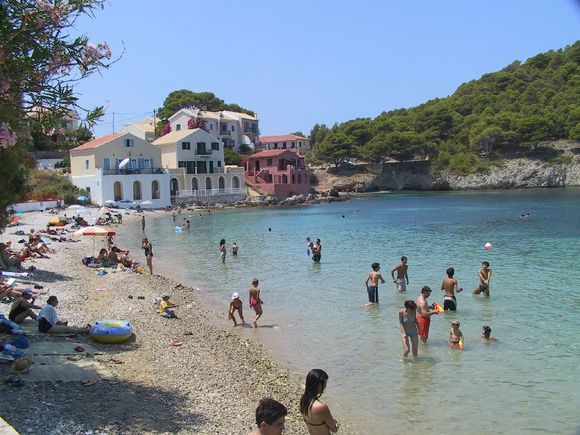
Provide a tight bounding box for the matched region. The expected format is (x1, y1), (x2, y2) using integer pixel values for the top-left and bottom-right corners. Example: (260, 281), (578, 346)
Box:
(365, 262), (385, 305)
(415, 286), (438, 342)
(391, 256), (409, 292)
(473, 261), (492, 297)
(441, 267), (463, 311)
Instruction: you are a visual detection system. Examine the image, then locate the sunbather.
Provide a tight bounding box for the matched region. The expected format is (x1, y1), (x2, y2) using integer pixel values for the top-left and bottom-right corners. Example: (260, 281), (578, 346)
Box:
(38, 296), (90, 334)
(8, 289), (41, 323)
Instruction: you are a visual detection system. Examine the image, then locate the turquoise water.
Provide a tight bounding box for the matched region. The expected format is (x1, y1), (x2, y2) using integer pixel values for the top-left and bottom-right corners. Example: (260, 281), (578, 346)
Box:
(118, 189), (580, 434)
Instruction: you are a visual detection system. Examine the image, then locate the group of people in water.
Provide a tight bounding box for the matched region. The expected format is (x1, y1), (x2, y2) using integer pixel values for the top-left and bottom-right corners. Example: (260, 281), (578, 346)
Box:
(365, 257), (495, 358)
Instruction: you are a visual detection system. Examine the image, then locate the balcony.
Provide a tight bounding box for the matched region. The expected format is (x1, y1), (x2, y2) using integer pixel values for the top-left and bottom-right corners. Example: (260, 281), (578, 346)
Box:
(176, 187), (246, 198)
(243, 128), (259, 134)
(102, 168), (167, 176)
(196, 149), (212, 156)
(219, 130), (231, 137)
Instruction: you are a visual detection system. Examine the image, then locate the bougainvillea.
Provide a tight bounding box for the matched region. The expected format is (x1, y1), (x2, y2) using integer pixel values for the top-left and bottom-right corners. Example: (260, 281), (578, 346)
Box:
(187, 116), (208, 132)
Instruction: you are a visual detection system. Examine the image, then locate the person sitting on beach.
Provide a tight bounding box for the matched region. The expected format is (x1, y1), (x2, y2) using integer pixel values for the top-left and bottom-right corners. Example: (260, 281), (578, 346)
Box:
(249, 278), (263, 328)
(482, 325), (497, 342)
(38, 296), (90, 334)
(159, 295), (178, 318)
(228, 292), (244, 326)
(449, 320), (463, 349)
(118, 250), (134, 268)
(0, 242), (22, 268)
(8, 289), (41, 323)
(106, 249), (118, 266)
(1, 279), (47, 299)
(300, 369), (340, 434)
(399, 300), (419, 358)
(441, 267), (463, 311)
(96, 248), (109, 265)
(250, 397), (287, 435)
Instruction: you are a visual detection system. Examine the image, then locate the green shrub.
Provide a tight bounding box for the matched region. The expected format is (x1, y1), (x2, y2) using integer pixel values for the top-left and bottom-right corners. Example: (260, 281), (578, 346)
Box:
(548, 155), (572, 165)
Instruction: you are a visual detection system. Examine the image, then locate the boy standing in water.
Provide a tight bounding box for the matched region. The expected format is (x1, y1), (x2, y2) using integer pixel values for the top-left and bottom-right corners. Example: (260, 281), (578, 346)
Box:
(441, 267), (463, 311)
(473, 261), (493, 297)
(365, 262), (385, 305)
(391, 256), (409, 293)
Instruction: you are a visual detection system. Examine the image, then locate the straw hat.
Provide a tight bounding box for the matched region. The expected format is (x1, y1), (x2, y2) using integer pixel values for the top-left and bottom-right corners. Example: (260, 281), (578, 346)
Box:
(11, 357), (32, 374)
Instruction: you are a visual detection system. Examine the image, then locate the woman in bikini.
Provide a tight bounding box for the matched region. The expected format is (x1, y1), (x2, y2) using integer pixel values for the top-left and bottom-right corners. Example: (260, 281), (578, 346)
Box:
(300, 369), (339, 434)
(219, 239), (226, 264)
(249, 278), (263, 328)
(399, 300), (419, 358)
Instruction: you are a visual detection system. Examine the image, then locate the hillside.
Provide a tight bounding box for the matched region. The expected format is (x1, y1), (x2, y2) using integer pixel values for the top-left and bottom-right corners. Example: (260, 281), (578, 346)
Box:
(311, 41), (580, 175)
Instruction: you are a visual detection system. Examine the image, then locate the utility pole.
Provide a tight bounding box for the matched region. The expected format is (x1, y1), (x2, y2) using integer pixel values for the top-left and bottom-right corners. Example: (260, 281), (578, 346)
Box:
(153, 109), (157, 138)
(112, 111), (115, 133)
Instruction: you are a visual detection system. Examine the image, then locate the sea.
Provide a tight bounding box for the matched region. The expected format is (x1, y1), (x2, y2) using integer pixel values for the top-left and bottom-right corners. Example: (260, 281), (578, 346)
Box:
(115, 188), (580, 434)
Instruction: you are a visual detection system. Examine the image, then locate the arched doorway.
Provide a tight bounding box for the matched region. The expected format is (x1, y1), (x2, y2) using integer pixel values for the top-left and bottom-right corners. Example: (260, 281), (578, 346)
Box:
(191, 177), (199, 190)
(151, 180), (160, 199)
(232, 176), (240, 188)
(218, 176), (225, 191)
(113, 182), (122, 201)
(170, 178), (179, 197)
(205, 177), (212, 190)
(133, 181), (142, 201)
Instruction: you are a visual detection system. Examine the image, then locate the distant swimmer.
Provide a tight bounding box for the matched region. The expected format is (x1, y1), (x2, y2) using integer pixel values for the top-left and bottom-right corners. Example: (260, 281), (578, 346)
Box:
(415, 286), (439, 343)
(441, 267), (463, 311)
(473, 261), (492, 297)
(399, 300), (419, 358)
(311, 239), (322, 263)
(249, 278), (263, 328)
(230, 242), (239, 256)
(365, 262), (385, 305)
(219, 239), (226, 264)
(391, 256), (409, 293)
(482, 325), (497, 342)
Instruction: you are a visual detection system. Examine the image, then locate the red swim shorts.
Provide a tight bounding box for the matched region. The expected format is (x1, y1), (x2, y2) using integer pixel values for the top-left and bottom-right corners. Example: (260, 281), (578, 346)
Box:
(417, 316), (430, 338)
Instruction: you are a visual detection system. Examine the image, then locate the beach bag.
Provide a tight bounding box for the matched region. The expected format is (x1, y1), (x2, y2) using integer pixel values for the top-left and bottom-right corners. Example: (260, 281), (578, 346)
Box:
(10, 335), (29, 349)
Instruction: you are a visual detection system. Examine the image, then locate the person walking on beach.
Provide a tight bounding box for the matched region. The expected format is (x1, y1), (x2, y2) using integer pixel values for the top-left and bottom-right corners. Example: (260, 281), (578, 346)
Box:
(219, 239), (227, 264)
(399, 300), (419, 358)
(141, 215), (145, 232)
(473, 261), (493, 297)
(415, 286), (438, 343)
(300, 368), (340, 434)
(249, 278), (263, 328)
(311, 239), (322, 263)
(250, 397), (287, 435)
(441, 267), (463, 311)
(365, 262), (385, 306)
(391, 256), (409, 293)
(228, 292), (245, 326)
(142, 237), (153, 274)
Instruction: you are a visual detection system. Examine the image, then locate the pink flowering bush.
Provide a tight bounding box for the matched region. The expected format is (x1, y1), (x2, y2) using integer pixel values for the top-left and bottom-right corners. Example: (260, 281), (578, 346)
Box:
(0, 0), (115, 227)
(187, 116), (208, 132)
(161, 122), (171, 136)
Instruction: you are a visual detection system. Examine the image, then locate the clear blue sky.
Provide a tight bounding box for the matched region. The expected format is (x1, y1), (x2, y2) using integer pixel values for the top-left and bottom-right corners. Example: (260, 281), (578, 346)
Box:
(76, 0), (580, 138)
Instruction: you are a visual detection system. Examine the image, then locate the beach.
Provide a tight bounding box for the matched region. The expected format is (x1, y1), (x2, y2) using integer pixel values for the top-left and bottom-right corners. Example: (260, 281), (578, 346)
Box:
(0, 209), (346, 434)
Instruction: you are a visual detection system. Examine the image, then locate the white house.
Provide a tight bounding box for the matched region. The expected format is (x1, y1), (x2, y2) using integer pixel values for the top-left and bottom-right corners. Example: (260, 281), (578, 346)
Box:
(167, 108), (259, 150)
(152, 128), (245, 199)
(70, 132), (171, 207)
(257, 134), (311, 155)
(120, 117), (156, 142)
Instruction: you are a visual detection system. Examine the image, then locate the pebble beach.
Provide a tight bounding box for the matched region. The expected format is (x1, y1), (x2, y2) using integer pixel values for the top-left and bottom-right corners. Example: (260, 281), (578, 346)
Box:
(0, 209), (350, 434)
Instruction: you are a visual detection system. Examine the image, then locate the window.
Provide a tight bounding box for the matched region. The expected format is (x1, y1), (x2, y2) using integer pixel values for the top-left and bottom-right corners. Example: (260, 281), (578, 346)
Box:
(133, 181), (142, 201)
(178, 161), (186, 168)
(124, 138), (134, 148)
(267, 159), (273, 166)
(231, 125), (235, 132)
(211, 142), (219, 151)
(85, 160), (89, 170)
(282, 142), (287, 149)
(273, 143), (278, 149)
(196, 161), (207, 174)
(291, 142), (295, 148)
(196, 142), (206, 154)
(217, 160), (222, 168)
(209, 123), (213, 130)
(298, 174), (302, 183)
(299, 141), (302, 147)
(152, 180), (160, 199)
(103, 158), (110, 170)
(181, 141), (190, 150)
(176, 124), (181, 131)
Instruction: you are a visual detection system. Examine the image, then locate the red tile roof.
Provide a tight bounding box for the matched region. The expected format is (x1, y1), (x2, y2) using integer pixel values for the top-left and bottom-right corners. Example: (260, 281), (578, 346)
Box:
(71, 132), (123, 151)
(248, 149), (301, 159)
(259, 134), (309, 143)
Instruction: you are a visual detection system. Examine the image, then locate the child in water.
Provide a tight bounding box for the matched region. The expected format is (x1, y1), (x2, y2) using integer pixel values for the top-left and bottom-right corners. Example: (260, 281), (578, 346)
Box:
(450, 320), (463, 349)
(482, 325), (497, 341)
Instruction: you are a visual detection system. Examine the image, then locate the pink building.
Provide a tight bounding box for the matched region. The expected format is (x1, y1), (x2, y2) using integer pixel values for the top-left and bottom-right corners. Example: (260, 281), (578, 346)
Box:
(245, 150), (311, 199)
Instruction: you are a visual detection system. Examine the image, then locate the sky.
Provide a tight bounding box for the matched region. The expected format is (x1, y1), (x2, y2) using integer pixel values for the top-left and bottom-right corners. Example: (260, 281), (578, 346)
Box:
(75, 0), (580, 138)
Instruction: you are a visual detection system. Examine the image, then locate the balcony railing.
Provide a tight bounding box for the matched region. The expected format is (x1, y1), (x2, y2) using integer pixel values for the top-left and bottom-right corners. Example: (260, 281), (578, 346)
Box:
(176, 187), (246, 198)
(102, 168), (167, 176)
(243, 128), (259, 134)
(219, 130), (231, 136)
(196, 149), (212, 156)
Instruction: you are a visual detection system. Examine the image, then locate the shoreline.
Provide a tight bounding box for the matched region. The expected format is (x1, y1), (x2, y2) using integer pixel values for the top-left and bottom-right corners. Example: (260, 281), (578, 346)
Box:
(0, 210), (355, 434)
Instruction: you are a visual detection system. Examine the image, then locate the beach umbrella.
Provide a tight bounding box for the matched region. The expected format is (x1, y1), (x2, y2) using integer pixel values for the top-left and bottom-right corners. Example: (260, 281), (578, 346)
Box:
(73, 226), (116, 255)
(77, 195), (89, 202)
(67, 204), (84, 211)
(104, 199), (117, 206)
(140, 200), (153, 208)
